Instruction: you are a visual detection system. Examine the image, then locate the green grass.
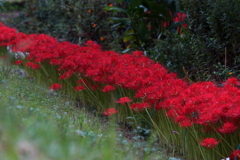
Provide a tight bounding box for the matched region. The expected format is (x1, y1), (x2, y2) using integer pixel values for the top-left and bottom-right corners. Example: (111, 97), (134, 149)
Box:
(0, 61), (169, 160)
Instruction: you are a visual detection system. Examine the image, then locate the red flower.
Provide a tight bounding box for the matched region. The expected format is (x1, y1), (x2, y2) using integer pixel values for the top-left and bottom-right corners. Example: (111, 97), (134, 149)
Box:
(50, 83), (62, 90)
(218, 122), (238, 134)
(179, 119), (193, 128)
(102, 85), (115, 92)
(60, 70), (73, 79)
(230, 149), (240, 160)
(130, 102), (150, 110)
(31, 64), (40, 69)
(74, 85), (85, 91)
(103, 108), (118, 116)
(199, 138), (220, 149)
(25, 62), (40, 69)
(132, 51), (144, 57)
(116, 97), (132, 105)
(14, 60), (23, 65)
(77, 79), (89, 86)
(224, 77), (240, 87)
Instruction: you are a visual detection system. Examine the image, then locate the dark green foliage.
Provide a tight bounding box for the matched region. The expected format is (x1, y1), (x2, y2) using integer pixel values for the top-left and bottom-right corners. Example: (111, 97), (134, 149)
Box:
(182, 0), (240, 81)
(150, 0), (240, 82)
(148, 32), (213, 82)
(6, 0), (123, 50)
(0, 1), (25, 11)
(105, 0), (184, 52)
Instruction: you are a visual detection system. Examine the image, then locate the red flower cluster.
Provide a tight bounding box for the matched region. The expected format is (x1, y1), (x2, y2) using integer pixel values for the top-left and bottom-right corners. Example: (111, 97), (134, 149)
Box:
(14, 60), (22, 65)
(25, 62), (40, 69)
(102, 85), (115, 92)
(130, 102), (150, 111)
(0, 23), (18, 46)
(1, 22), (240, 156)
(103, 108), (118, 116)
(74, 85), (85, 91)
(146, 11), (188, 32)
(50, 83), (62, 90)
(230, 149), (240, 160)
(199, 138), (220, 149)
(163, 12), (188, 31)
(1, 22), (239, 127)
(116, 97), (132, 105)
(161, 79), (240, 131)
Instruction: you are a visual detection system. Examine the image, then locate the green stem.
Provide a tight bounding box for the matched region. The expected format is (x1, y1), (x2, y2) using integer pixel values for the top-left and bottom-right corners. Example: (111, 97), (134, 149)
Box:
(145, 109), (168, 143)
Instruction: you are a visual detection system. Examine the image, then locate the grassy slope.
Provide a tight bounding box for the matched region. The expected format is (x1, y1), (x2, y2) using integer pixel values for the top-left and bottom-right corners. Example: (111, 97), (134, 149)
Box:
(0, 60), (168, 160)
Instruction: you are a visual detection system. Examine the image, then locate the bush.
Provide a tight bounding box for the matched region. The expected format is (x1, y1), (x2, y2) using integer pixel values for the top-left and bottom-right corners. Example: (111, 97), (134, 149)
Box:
(148, 32), (213, 82)
(0, 0), (25, 11)
(105, 0), (187, 52)
(6, 0), (124, 50)
(182, 0), (240, 81)
(150, 0), (240, 82)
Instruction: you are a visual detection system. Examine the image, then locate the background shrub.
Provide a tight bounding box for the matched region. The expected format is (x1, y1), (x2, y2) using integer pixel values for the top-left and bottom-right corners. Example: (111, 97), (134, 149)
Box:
(6, 0), (124, 50)
(148, 32), (210, 81)
(6, 0), (187, 52)
(105, 0), (187, 52)
(150, 0), (240, 82)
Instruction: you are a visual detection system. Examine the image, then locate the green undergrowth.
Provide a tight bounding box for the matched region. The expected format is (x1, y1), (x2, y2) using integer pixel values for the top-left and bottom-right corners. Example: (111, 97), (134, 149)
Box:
(0, 62), (170, 160)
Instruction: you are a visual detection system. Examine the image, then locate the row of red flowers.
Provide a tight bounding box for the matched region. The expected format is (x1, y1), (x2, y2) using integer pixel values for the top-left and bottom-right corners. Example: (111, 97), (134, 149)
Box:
(0, 23), (239, 158)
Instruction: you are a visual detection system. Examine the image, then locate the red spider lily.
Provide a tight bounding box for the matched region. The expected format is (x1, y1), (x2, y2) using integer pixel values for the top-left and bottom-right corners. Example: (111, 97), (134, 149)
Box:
(116, 97), (132, 105)
(132, 51), (144, 57)
(77, 79), (89, 85)
(11, 33), (34, 52)
(74, 85), (85, 91)
(0, 25), (18, 46)
(174, 12), (188, 29)
(179, 119), (193, 128)
(1, 22), (240, 136)
(14, 60), (23, 65)
(224, 77), (240, 87)
(102, 85), (115, 92)
(230, 149), (240, 160)
(218, 122), (238, 134)
(50, 83), (62, 90)
(199, 138), (220, 149)
(130, 102), (150, 110)
(163, 12), (188, 31)
(60, 70), (73, 79)
(103, 108), (118, 116)
(25, 62), (40, 69)
(175, 116), (193, 128)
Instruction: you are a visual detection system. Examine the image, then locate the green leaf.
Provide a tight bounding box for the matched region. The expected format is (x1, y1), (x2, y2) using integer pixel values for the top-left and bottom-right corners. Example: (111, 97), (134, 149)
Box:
(104, 6), (127, 13)
(138, 21), (149, 42)
(123, 29), (136, 43)
(108, 17), (131, 25)
(169, 21), (186, 30)
(110, 23), (122, 29)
